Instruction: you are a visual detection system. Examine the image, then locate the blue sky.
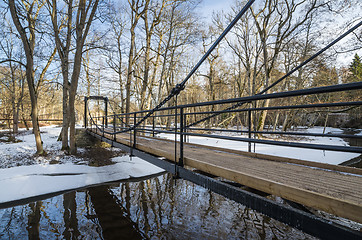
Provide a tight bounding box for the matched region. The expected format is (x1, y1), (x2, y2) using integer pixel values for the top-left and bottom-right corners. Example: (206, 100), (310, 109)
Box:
(199, 0), (235, 21)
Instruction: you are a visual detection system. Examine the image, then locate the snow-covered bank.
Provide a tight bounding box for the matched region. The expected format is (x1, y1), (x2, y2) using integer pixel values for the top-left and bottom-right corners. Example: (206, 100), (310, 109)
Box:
(159, 126), (361, 165)
(0, 126), (164, 205)
(0, 156), (164, 205)
(0, 126), (70, 168)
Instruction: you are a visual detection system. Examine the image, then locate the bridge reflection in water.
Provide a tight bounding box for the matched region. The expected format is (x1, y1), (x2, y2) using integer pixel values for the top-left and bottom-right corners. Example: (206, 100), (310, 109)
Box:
(0, 173), (315, 239)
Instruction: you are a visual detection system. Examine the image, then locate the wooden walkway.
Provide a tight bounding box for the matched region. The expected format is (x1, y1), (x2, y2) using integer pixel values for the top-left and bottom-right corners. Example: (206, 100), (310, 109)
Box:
(89, 128), (362, 224)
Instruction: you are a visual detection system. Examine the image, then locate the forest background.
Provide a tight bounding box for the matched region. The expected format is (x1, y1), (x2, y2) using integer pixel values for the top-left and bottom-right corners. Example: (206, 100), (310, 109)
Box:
(0, 0), (361, 155)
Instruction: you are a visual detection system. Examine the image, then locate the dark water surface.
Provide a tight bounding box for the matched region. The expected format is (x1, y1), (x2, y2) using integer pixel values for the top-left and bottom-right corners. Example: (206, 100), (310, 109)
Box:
(339, 128), (362, 167)
(0, 173), (315, 240)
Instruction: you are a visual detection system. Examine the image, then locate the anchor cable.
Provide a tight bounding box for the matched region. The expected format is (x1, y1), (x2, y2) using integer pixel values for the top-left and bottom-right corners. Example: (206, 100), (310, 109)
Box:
(186, 19), (362, 128)
(102, 0), (255, 135)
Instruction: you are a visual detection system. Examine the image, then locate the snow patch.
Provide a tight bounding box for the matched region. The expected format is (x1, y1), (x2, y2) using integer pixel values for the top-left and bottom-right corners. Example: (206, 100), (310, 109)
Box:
(0, 156), (163, 204)
(159, 126), (360, 165)
(0, 125), (164, 205)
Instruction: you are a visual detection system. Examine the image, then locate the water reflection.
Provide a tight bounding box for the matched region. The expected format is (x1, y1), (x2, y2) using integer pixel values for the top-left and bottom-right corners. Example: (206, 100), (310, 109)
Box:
(27, 201), (41, 239)
(63, 192), (80, 239)
(88, 185), (146, 240)
(0, 173), (315, 239)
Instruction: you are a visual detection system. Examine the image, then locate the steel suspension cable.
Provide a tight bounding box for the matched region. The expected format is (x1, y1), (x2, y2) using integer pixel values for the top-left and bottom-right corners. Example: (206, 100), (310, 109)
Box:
(87, 102), (114, 134)
(111, 0), (255, 134)
(186, 20), (362, 128)
(108, 100), (130, 127)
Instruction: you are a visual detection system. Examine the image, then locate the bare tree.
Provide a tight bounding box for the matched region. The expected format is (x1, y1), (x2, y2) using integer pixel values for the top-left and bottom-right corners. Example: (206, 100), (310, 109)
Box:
(104, 2), (127, 113)
(125, 0), (149, 122)
(139, 0), (167, 110)
(8, 0), (46, 154)
(47, 0), (99, 154)
(250, 0), (328, 132)
(221, 7), (263, 130)
(0, 21), (26, 134)
(155, 0), (200, 104)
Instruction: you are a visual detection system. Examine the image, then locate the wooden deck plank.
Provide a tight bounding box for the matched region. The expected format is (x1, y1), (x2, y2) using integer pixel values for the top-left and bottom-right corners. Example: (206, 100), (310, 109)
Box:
(90, 129), (362, 223)
(140, 135), (362, 175)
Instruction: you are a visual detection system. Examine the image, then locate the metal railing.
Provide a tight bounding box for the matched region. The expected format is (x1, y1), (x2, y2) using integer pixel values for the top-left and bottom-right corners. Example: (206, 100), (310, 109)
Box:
(86, 81), (362, 169)
(83, 1), (362, 237)
(85, 0), (362, 166)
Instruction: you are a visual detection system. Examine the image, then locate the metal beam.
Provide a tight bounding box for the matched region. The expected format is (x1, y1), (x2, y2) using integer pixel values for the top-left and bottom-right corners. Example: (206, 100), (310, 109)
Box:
(87, 96), (107, 100)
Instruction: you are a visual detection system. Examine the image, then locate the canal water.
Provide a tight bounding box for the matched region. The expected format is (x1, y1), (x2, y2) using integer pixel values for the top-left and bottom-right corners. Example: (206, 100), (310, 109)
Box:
(0, 172), (315, 240)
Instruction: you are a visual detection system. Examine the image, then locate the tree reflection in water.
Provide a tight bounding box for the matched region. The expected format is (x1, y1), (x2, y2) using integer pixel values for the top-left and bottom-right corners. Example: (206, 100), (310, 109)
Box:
(88, 185), (146, 240)
(0, 173), (315, 239)
(27, 201), (41, 240)
(63, 192), (80, 239)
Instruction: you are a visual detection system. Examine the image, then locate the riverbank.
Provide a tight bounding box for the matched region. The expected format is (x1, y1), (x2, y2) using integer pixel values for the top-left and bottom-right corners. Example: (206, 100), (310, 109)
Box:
(0, 126), (164, 207)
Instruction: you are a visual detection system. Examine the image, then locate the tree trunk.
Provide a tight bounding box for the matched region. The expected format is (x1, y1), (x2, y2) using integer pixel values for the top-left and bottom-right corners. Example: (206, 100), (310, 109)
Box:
(69, 98), (76, 154)
(126, 0), (145, 122)
(257, 99), (270, 132)
(69, 43), (84, 154)
(30, 83), (44, 154)
(323, 113), (329, 134)
(12, 103), (19, 134)
(69, 0), (99, 154)
(273, 112), (279, 131)
(61, 81), (69, 150)
(11, 93), (18, 134)
(27, 201), (42, 239)
(125, 26), (136, 123)
(9, 0), (44, 155)
(21, 103), (29, 130)
(140, 34), (151, 111)
(10, 63), (19, 134)
(282, 112), (289, 132)
(48, 0), (99, 154)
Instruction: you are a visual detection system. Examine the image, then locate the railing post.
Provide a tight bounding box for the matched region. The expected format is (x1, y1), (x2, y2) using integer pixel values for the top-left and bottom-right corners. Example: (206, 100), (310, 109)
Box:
(113, 114), (116, 142)
(174, 95), (178, 177)
(184, 111), (187, 143)
(129, 114), (133, 156)
(133, 112), (137, 149)
(179, 107), (184, 167)
(248, 109), (251, 152)
(105, 98), (108, 128)
(152, 116), (155, 137)
(113, 115), (116, 132)
(84, 97), (88, 128)
(102, 116), (105, 137)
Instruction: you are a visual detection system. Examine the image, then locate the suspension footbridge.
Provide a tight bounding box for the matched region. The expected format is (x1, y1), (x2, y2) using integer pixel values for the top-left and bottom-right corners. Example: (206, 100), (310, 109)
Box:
(84, 1), (362, 238)
(86, 81), (362, 240)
